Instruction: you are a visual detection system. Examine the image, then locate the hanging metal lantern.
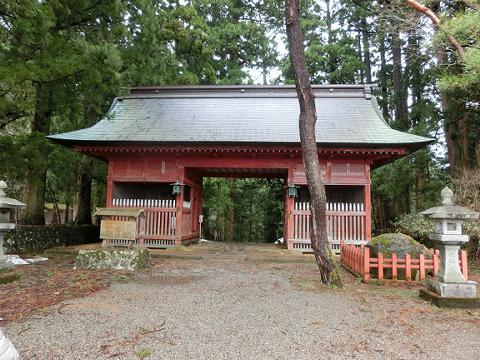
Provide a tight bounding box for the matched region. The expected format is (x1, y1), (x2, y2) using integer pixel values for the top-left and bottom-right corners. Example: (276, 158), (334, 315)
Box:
(171, 180), (183, 195)
(287, 183), (299, 198)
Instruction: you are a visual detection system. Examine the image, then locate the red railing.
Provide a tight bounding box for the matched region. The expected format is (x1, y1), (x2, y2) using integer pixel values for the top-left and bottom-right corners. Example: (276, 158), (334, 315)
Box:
(340, 242), (469, 282)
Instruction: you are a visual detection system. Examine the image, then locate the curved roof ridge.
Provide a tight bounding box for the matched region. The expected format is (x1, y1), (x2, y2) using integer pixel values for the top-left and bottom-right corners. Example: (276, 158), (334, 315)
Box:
(127, 84), (374, 99)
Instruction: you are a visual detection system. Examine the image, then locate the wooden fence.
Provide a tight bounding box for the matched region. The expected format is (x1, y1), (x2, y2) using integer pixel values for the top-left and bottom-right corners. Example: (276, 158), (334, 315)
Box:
(111, 198), (177, 247)
(291, 202), (366, 252)
(112, 199), (175, 208)
(293, 202), (366, 241)
(340, 242), (469, 282)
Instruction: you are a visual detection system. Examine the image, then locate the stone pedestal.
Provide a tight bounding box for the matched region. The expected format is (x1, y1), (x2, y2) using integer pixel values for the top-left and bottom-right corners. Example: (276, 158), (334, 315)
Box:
(428, 279), (477, 298)
(0, 233), (12, 270)
(437, 247), (463, 282)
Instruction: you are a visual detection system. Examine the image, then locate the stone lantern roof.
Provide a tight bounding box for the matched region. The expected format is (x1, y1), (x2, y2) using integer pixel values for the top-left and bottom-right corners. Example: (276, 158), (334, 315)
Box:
(420, 187), (479, 220)
(0, 181), (26, 209)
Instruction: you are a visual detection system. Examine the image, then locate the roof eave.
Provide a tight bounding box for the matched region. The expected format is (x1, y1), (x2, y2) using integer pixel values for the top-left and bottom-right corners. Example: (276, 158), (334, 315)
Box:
(46, 136), (435, 151)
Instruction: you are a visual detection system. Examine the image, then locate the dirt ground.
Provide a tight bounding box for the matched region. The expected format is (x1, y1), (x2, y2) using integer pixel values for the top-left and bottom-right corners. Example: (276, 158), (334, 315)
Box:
(2, 242), (480, 359)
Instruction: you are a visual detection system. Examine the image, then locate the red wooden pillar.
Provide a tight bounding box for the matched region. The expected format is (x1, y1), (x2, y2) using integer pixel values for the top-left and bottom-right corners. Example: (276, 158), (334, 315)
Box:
(197, 181), (204, 239)
(174, 165), (185, 246)
(106, 160), (114, 207)
(364, 162), (372, 241)
(285, 168), (295, 250)
(286, 195), (295, 250)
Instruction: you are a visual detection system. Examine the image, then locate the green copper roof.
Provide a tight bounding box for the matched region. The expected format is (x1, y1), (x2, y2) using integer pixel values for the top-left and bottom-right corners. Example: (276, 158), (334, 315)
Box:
(47, 85), (434, 150)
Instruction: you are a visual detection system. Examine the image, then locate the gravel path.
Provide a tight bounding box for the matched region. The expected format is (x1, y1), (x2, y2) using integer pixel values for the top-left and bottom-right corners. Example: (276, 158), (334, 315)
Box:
(5, 243), (480, 359)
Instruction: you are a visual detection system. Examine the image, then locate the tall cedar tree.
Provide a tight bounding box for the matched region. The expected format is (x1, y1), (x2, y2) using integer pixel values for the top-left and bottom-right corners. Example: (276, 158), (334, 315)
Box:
(285, 0), (341, 285)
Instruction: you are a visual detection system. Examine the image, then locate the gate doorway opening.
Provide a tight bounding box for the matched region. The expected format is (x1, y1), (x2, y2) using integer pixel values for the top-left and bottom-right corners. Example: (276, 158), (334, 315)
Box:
(202, 177), (284, 243)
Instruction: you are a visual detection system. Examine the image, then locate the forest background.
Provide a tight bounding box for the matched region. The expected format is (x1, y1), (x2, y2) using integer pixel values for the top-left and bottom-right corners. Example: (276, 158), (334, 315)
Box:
(1, 0), (479, 243)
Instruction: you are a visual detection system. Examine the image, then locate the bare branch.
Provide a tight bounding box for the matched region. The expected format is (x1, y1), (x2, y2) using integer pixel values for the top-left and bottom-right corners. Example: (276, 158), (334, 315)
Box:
(405, 0), (465, 58)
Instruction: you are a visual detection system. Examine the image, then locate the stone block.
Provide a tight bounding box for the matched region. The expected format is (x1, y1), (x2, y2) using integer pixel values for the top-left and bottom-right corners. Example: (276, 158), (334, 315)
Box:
(419, 289), (480, 309)
(428, 279), (477, 298)
(75, 248), (151, 271)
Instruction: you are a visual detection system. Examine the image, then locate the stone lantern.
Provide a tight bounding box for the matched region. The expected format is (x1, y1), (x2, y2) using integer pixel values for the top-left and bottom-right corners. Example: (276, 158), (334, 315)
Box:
(421, 187), (479, 299)
(0, 181), (26, 269)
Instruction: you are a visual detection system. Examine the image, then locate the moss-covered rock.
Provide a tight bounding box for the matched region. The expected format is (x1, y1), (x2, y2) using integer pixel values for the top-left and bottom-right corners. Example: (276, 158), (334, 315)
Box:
(75, 248), (151, 271)
(368, 233), (432, 259)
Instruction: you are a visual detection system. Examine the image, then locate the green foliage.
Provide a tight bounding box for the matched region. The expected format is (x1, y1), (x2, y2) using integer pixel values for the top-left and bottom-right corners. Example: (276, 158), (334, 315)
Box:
(202, 177), (234, 240)
(392, 213), (435, 245)
(281, 0), (363, 84)
(194, 0), (279, 84)
(437, 10), (480, 93)
(393, 213), (480, 256)
(371, 152), (449, 231)
(4, 225), (100, 254)
(230, 178), (284, 242)
(136, 347), (153, 359)
(203, 178), (283, 243)
(0, 0), (126, 224)
(122, 1), (215, 85)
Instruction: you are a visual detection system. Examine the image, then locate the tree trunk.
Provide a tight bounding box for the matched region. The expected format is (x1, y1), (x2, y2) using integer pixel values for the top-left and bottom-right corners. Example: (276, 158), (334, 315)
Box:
(21, 82), (53, 225)
(74, 157), (93, 225)
(391, 31), (408, 131)
(22, 167), (47, 225)
(378, 34), (390, 121)
(406, 29), (422, 127)
(285, 0), (341, 285)
(361, 17), (372, 84)
(325, 0), (337, 83)
(223, 179), (234, 242)
(458, 115), (470, 170)
(64, 200), (70, 224)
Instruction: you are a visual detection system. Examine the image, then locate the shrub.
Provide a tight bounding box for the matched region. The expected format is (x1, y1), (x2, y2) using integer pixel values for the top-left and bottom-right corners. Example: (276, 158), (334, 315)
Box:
(392, 214), (435, 247)
(393, 213), (480, 260)
(4, 225), (100, 254)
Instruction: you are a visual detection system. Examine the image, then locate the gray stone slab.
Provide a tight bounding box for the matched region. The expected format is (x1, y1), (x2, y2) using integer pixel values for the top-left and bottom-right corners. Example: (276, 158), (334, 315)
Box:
(428, 279), (477, 298)
(419, 289), (480, 309)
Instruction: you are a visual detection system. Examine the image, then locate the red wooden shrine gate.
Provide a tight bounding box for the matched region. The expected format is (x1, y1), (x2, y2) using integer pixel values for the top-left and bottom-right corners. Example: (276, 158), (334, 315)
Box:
(73, 145), (406, 252)
(48, 85), (433, 252)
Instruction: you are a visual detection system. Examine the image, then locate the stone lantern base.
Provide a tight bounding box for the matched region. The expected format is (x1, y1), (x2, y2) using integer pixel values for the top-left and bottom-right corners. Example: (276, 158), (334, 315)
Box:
(428, 279), (477, 298)
(0, 255), (14, 270)
(420, 288), (480, 309)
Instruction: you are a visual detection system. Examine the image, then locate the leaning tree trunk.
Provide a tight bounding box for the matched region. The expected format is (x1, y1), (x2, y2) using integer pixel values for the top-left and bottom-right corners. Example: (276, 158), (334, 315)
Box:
(285, 0), (341, 285)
